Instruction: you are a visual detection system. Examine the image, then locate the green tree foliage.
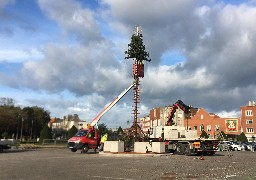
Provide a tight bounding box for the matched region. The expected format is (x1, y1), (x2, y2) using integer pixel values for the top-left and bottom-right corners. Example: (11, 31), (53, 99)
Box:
(238, 132), (248, 142)
(117, 126), (123, 135)
(67, 125), (78, 139)
(125, 27), (151, 63)
(200, 130), (209, 139)
(0, 99), (50, 140)
(0, 97), (14, 106)
(0, 105), (21, 138)
(219, 131), (228, 140)
(30, 106), (51, 138)
(52, 128), (67, 140)
(39, 124), (52, 143)
(97, 123), (108, 135)
(1, 132), (8, 139)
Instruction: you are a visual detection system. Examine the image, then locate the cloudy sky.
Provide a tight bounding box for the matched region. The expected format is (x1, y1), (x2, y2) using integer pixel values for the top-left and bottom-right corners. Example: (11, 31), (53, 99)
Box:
(1, 0), (256, 128)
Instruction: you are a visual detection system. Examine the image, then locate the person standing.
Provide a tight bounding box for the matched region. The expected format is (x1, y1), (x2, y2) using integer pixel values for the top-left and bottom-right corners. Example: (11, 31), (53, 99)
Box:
(99, 133), (108, 152)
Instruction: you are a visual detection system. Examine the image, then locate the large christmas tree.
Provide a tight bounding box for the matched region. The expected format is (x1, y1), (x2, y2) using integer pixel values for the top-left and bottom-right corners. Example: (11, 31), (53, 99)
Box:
(125, 26), (150, 141)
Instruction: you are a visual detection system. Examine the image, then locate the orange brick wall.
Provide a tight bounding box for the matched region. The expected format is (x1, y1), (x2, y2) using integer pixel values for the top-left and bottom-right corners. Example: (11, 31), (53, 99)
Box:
(188, 108), (241, 137)
(240, 106), (256, 135)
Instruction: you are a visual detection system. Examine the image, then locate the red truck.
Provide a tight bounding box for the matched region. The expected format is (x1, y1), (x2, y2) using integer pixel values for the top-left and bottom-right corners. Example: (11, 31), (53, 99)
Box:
(67, 126), (100, 153)
(67, 83), (134, 153)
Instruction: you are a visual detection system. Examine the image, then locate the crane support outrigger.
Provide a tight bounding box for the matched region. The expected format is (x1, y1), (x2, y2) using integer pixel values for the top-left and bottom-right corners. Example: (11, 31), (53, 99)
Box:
(67, 83), (134, 153)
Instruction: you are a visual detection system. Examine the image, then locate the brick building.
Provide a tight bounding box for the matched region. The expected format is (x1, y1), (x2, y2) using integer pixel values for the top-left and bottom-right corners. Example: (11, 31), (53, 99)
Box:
(149, 106), (186, 127)
(240, 101), (256, 142)
(140, 115), (150, 134)
(187, 108), (241, 138)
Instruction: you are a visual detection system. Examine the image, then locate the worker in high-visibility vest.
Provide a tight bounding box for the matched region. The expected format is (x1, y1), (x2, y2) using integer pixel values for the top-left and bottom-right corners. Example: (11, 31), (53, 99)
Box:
(99, 133), (108, 152)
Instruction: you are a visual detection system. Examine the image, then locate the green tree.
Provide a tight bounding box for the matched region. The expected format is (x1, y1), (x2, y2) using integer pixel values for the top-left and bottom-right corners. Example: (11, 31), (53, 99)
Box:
(67, 125), (78, 139)
(39, 124), (52, 144)
(0, 97), (14, 106)
(1, 132), (8, 139)
(52, 128), (67, 139)
(0, 105), (21, 139)
(31, 106), (50, 137)
(125, 27), (151, 63)
(117, 126), (123, 135)
(200, 130), (209, 139)
(97, 123), (108, 135)
(219, 131), (228, 141)
(238, 132), (248, 142)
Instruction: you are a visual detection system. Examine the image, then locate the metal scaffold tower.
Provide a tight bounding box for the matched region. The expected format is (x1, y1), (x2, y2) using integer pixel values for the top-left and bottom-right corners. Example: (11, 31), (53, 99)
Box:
(125, 26), (151, 141)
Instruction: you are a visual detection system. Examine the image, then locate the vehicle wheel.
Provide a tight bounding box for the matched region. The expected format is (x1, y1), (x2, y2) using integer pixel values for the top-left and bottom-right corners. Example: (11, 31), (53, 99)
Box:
(82, 145), (89, 153)
(184, 144), (191, 156)
(176, 143), (185, 155)
(234, 147), (238, 151)
(71, 149), (77, 152)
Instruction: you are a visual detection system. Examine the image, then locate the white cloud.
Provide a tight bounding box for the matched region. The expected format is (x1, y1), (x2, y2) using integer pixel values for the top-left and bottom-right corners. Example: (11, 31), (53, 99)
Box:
(38, 0), (102, 43)
(0, 48), (43, 62)
(2, 0), (256, 128)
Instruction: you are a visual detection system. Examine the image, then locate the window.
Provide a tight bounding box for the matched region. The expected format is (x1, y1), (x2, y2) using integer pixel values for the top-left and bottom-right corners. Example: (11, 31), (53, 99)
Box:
(194, 126), (197, 130)
(246, 110), (253, 116)
(201, 115), (204, 120)
(200, 124), (204, 131)
(215, 125), (220, 131)
(207, 125), (211, 132)
(246, 119), (253, 124)
(247, 128), (254, 133)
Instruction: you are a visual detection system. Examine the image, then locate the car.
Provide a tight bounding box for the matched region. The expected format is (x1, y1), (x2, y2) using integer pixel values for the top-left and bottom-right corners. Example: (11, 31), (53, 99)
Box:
(237, 142), (249, 151)
(251, 143), (256, 152)
(246, 142), (256, 151)
(230, 142), (242, 151)
(218, 141), (230, 151)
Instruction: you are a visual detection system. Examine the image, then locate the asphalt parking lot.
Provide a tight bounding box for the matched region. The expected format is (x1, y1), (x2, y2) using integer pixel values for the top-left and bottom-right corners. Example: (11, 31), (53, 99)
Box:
(1, 148), (256, 180)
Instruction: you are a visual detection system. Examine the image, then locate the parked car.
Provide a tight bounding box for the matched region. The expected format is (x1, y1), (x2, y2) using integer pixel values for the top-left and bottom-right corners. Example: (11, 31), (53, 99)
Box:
(230, 142), (242, 151)
(251, 143), (256, 152)
(237, 142), (249, 151)
(246, 142), (256, 151)
(218, 141), (230, 151)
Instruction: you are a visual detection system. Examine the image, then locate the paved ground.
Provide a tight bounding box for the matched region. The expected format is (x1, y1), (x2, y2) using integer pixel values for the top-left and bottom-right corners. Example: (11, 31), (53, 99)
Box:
(1, 148), (256, 179)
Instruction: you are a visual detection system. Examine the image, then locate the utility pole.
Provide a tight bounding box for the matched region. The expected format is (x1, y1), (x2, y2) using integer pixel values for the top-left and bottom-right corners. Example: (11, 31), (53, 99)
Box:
(125, 26), (151, 142)
(30, 120), (33, 140)
(20, 117), (24, 142)
(16, 115), (20, 140)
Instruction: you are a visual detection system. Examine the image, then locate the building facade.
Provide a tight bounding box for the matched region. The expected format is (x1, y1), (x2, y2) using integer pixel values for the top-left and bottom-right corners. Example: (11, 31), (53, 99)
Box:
(187, 108), (241, 139)
(240, 101), (256, 142)
(48, 114), (87, 131)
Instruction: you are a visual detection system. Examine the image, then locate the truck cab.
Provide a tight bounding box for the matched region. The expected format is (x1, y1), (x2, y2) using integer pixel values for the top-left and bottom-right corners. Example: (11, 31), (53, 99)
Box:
(67, 127), (100, 153)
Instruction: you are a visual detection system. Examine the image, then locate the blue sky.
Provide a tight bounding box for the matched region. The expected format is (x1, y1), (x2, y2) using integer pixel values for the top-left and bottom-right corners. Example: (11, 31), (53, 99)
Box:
(1, 0), (256, 128)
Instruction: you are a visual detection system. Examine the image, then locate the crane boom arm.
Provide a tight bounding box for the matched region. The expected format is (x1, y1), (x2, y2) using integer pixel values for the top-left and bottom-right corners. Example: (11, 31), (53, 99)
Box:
(90, 83), (134, 127)
(167, 100), (190, 126)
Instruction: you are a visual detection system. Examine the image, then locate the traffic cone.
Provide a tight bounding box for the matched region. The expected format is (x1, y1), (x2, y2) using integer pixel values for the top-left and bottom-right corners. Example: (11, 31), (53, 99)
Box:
(199, 155), (204, 160)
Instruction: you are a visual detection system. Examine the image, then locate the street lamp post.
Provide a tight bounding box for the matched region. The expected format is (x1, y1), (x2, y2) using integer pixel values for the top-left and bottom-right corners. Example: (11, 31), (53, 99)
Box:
(16, 115), (20, 140)
(30, 120), (33, 140)
(20, 117), (24, 142)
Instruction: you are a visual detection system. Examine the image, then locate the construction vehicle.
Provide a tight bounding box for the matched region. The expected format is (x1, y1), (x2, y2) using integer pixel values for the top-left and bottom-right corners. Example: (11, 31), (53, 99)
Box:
(149, 100), (219, 155)
(67, 83), (134, 153)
